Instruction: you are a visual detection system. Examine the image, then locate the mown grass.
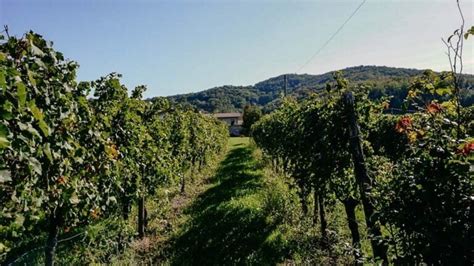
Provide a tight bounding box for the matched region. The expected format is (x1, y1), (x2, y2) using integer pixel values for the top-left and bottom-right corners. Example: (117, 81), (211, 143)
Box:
(18, 137), (365, 265)
(162, 138), (356, 265)
(167, 140), (285, 264)
(228, 136), (250, 147)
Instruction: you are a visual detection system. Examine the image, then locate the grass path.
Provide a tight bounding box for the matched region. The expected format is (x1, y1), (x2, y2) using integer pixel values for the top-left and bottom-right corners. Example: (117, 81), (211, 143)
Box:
(167, 137), (288, 265)
(140, 137), (354, 265)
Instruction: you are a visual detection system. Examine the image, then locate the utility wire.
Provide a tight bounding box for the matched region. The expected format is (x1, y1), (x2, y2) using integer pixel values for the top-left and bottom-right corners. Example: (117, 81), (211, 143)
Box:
(7, 232), (86, 265)
(296, 0), (367, 73)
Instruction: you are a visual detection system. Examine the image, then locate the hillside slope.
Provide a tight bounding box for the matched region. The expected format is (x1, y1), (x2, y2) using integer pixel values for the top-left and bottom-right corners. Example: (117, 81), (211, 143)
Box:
(164, 66), (473, 113)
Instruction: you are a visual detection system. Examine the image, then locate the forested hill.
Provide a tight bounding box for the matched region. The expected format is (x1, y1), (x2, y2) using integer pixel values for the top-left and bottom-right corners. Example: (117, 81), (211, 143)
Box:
(164, 66), (473, 113)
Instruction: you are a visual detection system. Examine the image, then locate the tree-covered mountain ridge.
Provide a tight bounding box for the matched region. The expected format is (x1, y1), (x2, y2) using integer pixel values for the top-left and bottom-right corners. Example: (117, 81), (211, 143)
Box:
(164, 65), (473, 113)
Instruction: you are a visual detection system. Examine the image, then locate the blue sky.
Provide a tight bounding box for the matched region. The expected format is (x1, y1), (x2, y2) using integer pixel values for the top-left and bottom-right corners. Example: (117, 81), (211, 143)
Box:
(1, 0), (473, 97)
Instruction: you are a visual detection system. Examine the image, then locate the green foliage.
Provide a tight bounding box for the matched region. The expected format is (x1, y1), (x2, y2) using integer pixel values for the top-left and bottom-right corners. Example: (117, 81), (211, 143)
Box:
(242, 105), (262, 135)
(372, 70), (473, 264)
(252, 69), (473, 264)
(0, 32), (228, 264)
(0, 32), (111, 259)
(465, 25), (474, 39)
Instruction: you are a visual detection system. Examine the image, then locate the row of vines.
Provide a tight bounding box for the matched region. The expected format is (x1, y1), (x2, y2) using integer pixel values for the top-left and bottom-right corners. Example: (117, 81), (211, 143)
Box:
(0, 32), (228, 264)
(252, 70), (473, 264)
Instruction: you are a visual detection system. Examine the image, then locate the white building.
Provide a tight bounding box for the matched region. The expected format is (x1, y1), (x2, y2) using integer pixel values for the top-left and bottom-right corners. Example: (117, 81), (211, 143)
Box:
(213, 112), (243, 126)
(213, 112), (243, 136)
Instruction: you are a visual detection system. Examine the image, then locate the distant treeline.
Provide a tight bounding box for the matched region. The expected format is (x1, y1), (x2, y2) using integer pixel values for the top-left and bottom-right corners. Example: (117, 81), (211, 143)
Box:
(163, 66), (473, 113)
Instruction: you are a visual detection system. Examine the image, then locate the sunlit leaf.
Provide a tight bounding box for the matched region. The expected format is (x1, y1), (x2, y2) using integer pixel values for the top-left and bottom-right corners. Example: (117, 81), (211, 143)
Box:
(38, 120), (50, 137)
(0, 69), (6, 89)
(30, 42), (45, 57)
(14, 214), (25, 227)
(29, 157), (42, 175)
(16, 82), (27, 110)
(44, 143), (53, 162)
(27, 69), (36, 87)
(29, 101), (44, 121)
(70, 193), (80, 205)
(435, 88), (451, 96)
(0, 136), (10, 149)
(0, 170), (11, 183)
(18, 122), (41, 138)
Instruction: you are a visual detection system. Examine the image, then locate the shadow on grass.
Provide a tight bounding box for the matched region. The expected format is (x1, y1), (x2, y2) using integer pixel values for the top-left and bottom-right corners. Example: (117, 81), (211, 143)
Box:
(169, 146), (284, 265)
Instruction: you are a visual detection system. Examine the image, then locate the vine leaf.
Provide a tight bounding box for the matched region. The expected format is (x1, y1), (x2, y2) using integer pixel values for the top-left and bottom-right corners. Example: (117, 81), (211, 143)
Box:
(27, 70), (36, 87)
(28, 157), (42, 175)
(464, 26), (474, 39)
(44, 143), (53, 162)
(69, 193), (80, 205)
(29, 101), (44, 120)
(30, 42), (45, 57)
(38, 120), (50, 137)
(16, 82), (27, 110)
(0, 136), (10, 149)
(14, 214), (25, 227)
(0, 123), (8, 137)
(0, 69), (6, 89)
(28, 100), (49, 136)
(0, 170), (12, 183)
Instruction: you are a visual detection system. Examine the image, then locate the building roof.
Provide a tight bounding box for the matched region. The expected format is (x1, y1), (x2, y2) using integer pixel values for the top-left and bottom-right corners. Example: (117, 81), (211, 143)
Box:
(213, 112), (242, 118)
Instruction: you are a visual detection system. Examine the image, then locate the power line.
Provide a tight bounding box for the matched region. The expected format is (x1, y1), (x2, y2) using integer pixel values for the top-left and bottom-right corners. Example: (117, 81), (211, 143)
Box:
(296, 0), (367, 73)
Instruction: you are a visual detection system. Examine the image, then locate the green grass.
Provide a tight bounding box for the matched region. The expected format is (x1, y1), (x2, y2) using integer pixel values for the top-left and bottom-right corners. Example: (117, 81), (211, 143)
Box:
(160, 137), (356, 265)
(228, 136), (250, 148)
(167, 140), (290, 265)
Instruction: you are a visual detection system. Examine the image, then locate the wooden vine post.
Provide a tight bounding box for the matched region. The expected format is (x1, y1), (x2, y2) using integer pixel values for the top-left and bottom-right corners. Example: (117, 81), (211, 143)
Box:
(343, 91), (388, 263)
(138, 163), (147, 238)
(45, 213), (60, 266)
(138, 196), (145, 238)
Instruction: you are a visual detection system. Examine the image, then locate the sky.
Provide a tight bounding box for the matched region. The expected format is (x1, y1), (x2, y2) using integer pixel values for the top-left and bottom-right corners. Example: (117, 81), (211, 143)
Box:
(1, 0), (473, 97)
